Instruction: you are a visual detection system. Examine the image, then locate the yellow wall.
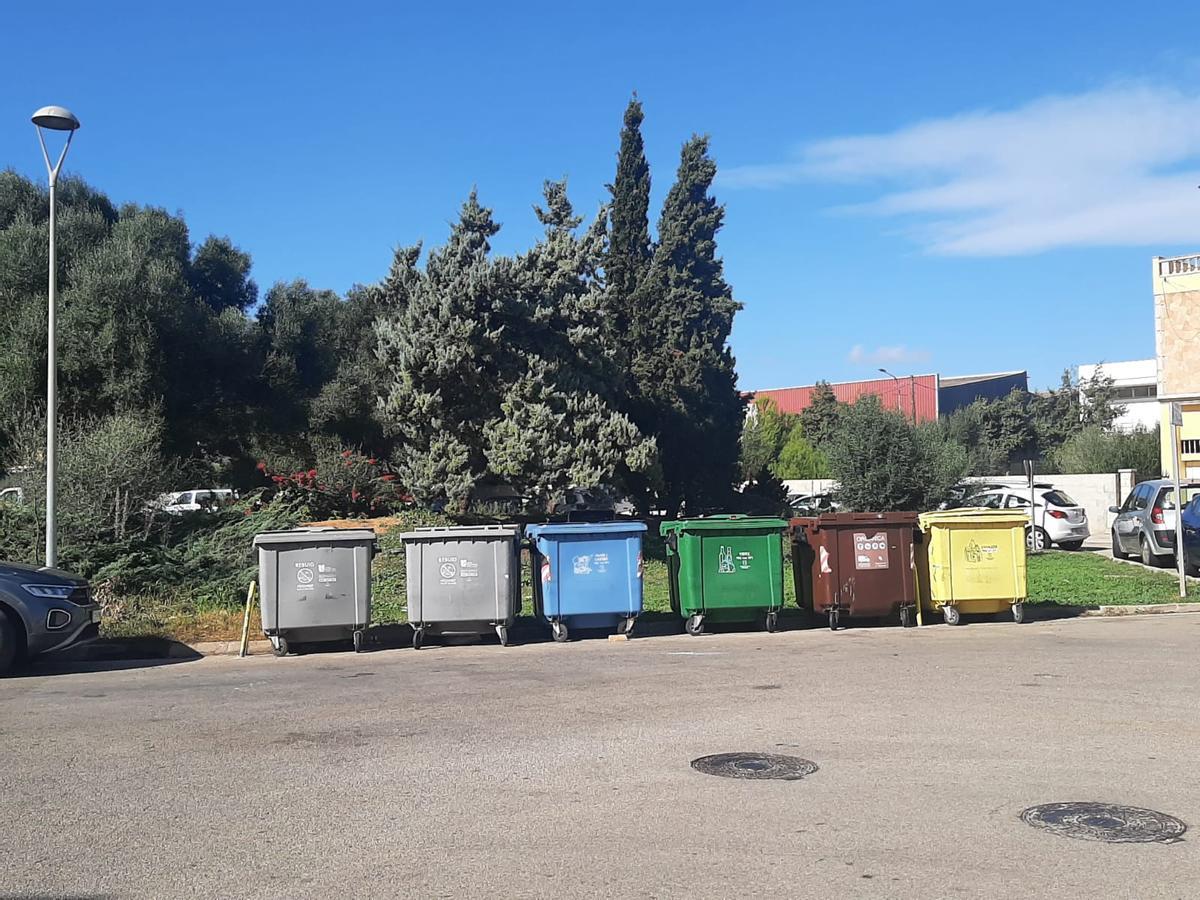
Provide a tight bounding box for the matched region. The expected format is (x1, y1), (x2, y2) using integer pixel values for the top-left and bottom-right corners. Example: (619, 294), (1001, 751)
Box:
(1152, 255), (1200, 477)
(1160, 403), (1200, 479)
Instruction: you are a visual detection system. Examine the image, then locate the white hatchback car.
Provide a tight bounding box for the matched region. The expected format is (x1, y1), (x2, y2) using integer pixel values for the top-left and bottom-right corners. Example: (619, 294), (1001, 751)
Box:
(158, 488), (237, 515)
(966, 487), (1090, 550)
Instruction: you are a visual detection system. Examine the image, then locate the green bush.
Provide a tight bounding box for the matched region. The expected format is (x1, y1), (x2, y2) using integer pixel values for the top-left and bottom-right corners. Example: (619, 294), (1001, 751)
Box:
(1050, 425), (1161, 478)
(826, 396), (968, 512)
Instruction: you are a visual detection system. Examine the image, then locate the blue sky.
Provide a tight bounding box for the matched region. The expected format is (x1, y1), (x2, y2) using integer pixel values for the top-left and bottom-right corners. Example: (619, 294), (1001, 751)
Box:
(4, 1), (1199, 391)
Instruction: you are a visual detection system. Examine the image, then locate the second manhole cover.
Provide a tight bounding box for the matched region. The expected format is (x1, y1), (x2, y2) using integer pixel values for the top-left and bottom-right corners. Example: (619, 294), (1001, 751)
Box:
(1021, 802), (1187, 844)
(691, 752), (818, 781)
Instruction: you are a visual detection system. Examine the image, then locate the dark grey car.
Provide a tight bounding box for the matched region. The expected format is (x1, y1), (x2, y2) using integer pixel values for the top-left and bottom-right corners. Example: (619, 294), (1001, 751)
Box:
(0, 561), (99, 674)
(1110, 479), (1200, 567)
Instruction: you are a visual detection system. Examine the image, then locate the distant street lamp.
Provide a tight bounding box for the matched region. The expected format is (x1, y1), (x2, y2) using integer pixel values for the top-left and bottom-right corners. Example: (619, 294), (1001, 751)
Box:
(878, 367), (917, 424)
(32, 105), (80, 569)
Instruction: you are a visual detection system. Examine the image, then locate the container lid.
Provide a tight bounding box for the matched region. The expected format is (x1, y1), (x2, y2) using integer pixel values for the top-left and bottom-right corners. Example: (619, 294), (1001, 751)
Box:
(252, 526), (377, 546)
(790, 511), (919, 531)
(526, 521), (648, 538)
(660, 515), (788, 534)
(399, 524), (523, 542)
(918, 508), (1031, 530)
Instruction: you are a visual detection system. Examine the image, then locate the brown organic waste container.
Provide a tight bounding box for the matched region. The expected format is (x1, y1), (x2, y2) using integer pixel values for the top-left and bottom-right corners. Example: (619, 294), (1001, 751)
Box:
(790, 512), (919, 630)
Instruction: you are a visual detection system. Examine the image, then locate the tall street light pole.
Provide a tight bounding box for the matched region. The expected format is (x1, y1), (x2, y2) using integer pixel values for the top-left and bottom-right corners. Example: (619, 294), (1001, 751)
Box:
(32, 105), (81, 569)
(878, 368), (918, 424)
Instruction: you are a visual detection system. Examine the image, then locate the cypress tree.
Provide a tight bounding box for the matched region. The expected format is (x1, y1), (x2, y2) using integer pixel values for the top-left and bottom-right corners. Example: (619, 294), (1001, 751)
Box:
(630, 136), (743, 514)
(606, 96), (652, 340)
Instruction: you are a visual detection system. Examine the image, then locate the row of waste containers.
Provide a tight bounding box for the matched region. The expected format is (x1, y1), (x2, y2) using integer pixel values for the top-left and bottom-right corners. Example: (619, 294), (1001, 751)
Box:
(251, 509), (1029, 655)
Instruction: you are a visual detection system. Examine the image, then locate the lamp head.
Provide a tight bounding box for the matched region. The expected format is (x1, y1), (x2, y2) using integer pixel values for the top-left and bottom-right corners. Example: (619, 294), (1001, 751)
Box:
(31, 106), (80, 131)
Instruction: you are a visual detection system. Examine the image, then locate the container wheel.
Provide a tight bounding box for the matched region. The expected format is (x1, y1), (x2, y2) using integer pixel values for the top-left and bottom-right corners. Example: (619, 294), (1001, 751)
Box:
(621, 617), (637, 636)
(827, 608), (840, 631)
(1011, 602), (1025, 624)
(685, 614), (705, 636)
(272, 637), (290, 657)
(551, 621), (569, 643)
(353, 630), (365, 653)
(765, 611), (779, 633)
(496, 625), (510, 647)
(899, 606), (914, 628)
(411, 628), (423, 651)
(942, 605), (961, 626)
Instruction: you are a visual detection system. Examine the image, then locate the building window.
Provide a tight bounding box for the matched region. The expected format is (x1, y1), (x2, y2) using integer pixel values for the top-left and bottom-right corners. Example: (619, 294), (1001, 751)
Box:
(1113, 384), (1157, 400)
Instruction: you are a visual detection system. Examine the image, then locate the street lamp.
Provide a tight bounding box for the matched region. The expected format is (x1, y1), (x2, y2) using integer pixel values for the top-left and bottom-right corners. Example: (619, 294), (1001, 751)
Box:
(878, 367), (917, 423)
(32, 105), (80, 569)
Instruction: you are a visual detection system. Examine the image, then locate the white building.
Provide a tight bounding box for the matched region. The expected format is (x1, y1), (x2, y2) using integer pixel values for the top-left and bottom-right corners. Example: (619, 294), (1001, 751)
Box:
(1077, 359), (1158, 432)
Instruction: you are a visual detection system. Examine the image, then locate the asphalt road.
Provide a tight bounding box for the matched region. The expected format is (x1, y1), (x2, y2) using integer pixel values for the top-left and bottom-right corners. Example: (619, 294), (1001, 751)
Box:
(3, 615), (1200, 899)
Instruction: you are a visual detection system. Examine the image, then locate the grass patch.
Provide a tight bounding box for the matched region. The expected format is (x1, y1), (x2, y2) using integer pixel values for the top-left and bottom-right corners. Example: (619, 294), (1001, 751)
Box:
(1027, 551), (1190, 607)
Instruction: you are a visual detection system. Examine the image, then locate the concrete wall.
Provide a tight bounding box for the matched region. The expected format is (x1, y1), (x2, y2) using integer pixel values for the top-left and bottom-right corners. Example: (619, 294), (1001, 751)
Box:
(782, 479), (837, 498)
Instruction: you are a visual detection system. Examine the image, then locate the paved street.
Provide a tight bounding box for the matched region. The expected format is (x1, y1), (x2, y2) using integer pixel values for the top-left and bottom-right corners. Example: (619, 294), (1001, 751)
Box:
(3, 615), (1199, 899)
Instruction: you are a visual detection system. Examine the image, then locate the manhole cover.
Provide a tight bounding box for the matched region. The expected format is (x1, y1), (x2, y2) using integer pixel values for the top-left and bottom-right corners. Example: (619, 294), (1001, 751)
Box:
(691, 752), (818, 781)
(1021, 803), (1187, 844)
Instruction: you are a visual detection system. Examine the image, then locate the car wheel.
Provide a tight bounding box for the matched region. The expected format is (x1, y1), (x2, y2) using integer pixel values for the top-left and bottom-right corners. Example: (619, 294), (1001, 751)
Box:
(1025, 527), (1049, 552)
(0, 612), (20, 676)
(1111, 530), (1128, 560)
(1139, 536), (1163, 568)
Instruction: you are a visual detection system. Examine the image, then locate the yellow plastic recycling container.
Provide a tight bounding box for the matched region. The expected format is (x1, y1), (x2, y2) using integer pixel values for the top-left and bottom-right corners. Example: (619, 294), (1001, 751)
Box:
(916, 508), (1028, 625)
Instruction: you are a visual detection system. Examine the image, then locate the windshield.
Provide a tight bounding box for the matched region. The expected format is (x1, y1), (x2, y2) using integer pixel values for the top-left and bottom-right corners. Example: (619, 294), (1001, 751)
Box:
(1042, 490), (1076, 507)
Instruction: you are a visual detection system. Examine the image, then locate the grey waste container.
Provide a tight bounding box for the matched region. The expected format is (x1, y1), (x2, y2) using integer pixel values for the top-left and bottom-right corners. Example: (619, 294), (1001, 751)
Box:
(253, 527), (377, 656)
(400, 525), (522, 649)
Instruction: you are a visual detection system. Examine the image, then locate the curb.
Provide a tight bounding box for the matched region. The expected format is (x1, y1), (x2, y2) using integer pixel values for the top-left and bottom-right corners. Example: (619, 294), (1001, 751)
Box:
(1080, 602), (1200, 617)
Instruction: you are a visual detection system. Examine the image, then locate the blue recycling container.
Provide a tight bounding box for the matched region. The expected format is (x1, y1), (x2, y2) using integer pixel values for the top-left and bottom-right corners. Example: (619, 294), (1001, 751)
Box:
(526, 521), (647, 642)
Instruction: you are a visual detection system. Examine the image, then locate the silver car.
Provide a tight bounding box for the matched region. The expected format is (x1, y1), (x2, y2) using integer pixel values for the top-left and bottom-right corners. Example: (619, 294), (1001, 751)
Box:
(1110, 479), (1200, 567)
(0, 561), (100, 675)
(967, 487), (1090, 550)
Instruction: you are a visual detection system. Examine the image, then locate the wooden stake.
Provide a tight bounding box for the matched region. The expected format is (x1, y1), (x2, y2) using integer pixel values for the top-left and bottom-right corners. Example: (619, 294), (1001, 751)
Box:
(239, 581), (257, 658)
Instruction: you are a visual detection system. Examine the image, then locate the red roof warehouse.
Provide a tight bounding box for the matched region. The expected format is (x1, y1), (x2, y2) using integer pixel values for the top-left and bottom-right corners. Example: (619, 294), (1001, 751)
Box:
(748, 371), (1028, 423)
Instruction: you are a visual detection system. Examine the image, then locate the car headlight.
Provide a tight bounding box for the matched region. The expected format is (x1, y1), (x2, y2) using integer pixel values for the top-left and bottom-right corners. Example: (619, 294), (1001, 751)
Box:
(22, 584), (75, 600)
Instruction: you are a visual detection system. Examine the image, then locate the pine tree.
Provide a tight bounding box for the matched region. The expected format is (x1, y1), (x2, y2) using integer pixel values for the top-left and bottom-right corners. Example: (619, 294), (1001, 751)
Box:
(606, 96), (652, 339)
(629, 136), (744, 514)
(485, 180), (655, 504)
(799, 381), (842, 450)
(376, 191), (507, 506)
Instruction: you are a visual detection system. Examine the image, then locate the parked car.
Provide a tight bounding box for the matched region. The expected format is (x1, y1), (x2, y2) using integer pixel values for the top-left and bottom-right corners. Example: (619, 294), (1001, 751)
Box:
(965, 486), (1090, 550)
(0, 561), (100, 675)
(942, 481), (1054, 510)
(156, 488), (237, 515)
(1110, 479), (1200, 567)
(788, 492), (840, 516)
(1182, 495), (1200, 577)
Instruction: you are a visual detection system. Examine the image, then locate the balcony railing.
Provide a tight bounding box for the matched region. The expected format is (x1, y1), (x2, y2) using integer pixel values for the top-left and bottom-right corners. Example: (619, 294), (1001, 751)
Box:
(1182, 438), (1200, 456)
(1159, 255), (1200, 277)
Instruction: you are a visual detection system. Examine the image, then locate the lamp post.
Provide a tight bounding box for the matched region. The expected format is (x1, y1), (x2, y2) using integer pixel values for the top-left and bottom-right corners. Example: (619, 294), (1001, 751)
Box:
(878, 367), (917, 423)
(32, 105), (80, 569)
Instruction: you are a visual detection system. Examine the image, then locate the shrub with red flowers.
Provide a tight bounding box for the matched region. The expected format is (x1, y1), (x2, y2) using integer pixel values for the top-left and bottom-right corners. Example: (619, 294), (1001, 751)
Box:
(260, 440), (408, 518)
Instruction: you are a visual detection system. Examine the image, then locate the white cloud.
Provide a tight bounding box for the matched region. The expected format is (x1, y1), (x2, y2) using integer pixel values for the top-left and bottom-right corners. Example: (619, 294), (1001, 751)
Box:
(847, 344), (931, 366)
(720, 83), (1200, 255)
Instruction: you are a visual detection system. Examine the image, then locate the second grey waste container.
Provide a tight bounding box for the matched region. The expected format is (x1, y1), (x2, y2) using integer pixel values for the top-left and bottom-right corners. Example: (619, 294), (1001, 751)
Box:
(253, 527), (377, 656)
(401, 525), (522, 649)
